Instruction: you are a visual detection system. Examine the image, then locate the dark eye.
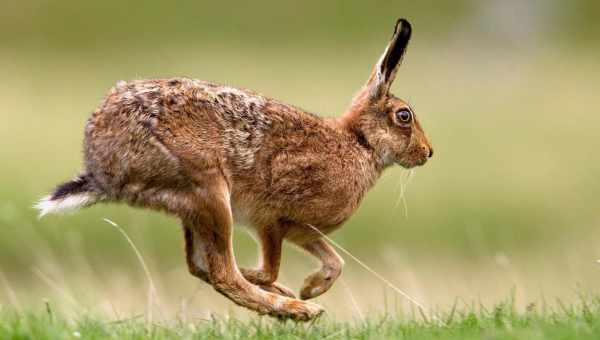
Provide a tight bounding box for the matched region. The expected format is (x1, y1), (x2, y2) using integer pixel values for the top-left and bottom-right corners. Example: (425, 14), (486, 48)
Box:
(395, 109), (412, 124)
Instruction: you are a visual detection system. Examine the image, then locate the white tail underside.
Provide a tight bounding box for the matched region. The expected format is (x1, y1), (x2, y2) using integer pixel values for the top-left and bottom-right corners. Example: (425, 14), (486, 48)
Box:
(34, 193), (96, 218)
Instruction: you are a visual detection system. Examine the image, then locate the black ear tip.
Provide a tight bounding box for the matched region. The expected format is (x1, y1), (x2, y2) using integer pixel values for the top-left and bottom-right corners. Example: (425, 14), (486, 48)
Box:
(395, 18), (412, 35)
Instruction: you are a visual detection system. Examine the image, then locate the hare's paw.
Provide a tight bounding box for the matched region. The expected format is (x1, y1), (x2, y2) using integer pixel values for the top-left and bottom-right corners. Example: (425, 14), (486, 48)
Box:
(299, 268), (341, 300)
(272, 299), (324, 321)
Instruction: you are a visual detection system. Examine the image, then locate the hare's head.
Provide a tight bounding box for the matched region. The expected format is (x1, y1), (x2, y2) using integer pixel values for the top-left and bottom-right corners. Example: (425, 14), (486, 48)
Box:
(342, 19), (433, 168)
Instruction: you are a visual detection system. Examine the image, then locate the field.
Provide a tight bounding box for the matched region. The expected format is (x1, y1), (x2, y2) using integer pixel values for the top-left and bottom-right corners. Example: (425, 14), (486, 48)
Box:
(1, 1), (600, 338)
(4, 298), (600, 339)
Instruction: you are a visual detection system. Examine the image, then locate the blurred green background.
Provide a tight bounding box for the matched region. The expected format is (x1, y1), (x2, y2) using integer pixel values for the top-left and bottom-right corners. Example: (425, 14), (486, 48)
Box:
(0, 0), (599, 320)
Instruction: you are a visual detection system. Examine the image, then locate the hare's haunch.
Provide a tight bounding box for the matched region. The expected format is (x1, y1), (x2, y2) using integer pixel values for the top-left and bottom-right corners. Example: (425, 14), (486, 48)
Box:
(36, 19), (432, 321)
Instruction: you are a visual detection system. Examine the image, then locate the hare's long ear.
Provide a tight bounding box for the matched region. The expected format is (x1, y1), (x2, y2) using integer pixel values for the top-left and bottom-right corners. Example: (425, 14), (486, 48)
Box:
(366, 19), (412, 99)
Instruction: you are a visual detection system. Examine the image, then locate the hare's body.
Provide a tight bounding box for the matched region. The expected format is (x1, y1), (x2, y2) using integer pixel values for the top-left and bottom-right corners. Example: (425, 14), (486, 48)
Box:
(37, 19), (433, 321)
(85, 78), (381, 243)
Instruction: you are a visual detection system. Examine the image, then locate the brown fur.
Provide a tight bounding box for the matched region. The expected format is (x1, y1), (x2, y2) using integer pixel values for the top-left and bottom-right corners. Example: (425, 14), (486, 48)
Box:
(39, 19), (432, 321)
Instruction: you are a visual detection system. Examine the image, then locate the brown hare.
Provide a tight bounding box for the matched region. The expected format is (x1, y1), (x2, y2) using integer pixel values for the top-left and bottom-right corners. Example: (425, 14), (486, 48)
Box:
(36, 18), (432, 321)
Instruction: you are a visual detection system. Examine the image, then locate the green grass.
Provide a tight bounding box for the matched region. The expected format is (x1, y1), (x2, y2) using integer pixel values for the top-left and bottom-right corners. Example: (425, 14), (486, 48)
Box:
(3, 298), (600, 340)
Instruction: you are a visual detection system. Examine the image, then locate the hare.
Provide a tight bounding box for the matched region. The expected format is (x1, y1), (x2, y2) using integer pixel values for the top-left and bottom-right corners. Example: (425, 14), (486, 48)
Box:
(35, 18), (432, 321)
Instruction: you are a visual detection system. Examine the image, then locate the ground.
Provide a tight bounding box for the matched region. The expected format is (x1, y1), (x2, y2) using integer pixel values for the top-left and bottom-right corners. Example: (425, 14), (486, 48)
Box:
(3, 298), (600, 339)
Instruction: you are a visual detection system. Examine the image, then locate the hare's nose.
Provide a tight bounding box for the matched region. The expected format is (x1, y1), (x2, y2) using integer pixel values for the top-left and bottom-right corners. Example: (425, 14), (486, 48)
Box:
(428, 148), (434, 158)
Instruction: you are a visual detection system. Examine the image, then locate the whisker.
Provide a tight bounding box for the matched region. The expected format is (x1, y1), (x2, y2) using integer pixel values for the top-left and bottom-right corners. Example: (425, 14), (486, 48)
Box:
(394, 169), (416, 218)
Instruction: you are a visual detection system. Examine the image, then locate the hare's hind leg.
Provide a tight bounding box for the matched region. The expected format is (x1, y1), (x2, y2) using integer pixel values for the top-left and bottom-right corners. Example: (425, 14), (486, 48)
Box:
(240, 227), (296, 298)
(298, 239), (344, 300)
(183, 225), (209, 282)
(186, 177), (323, 321)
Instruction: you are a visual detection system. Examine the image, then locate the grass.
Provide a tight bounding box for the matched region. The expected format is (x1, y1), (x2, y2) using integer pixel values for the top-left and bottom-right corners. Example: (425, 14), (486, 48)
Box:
(3, 297), (600, 339)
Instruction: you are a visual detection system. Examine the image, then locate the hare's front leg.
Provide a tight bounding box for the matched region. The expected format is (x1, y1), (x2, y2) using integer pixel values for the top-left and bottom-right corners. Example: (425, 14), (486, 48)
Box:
(240, 227), (296, 298)
(185, 177), (323, 321)
(298, 239), (344, 300)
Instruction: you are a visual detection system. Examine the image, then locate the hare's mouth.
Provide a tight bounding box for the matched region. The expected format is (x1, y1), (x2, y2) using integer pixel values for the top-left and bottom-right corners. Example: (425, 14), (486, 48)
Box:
(397, 157), (428, 169)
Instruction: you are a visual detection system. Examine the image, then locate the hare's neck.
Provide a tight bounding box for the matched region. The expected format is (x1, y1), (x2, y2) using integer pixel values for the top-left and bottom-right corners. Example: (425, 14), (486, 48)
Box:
(353, 128), (395, 170)
(326, 117), (388, 185)
(327, 117), (393, 171)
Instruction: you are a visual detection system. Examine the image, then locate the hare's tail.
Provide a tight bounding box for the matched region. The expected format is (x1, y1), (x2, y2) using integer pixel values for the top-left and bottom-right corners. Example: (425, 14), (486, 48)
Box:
(34, 172), (102, 218)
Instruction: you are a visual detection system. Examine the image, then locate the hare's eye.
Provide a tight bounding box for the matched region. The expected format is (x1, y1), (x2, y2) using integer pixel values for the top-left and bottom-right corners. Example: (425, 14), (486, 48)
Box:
(395, 109), (412, 124)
